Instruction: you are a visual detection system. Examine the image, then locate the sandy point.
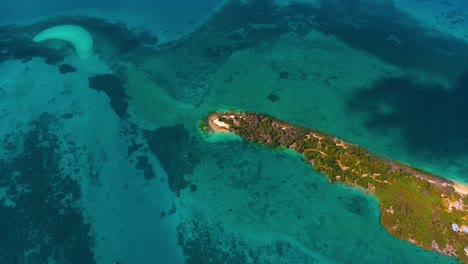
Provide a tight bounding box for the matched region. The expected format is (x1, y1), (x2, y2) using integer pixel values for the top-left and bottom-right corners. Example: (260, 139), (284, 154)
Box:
(208, 114), (231, 133)
(453, 181), (468, 196)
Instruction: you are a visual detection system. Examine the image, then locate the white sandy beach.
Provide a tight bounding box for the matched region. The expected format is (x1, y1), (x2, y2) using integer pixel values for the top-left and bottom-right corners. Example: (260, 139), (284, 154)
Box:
(453, 181), (468, 196)
(208, 114), (232, 133)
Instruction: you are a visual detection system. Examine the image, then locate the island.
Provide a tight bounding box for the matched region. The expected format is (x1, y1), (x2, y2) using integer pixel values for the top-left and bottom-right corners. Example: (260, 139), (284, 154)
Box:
(202, 112), (468, 263)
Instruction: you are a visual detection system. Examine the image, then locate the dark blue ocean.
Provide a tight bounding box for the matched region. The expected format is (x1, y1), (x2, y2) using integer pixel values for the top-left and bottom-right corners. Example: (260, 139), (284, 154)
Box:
(1, 0), (467, 263)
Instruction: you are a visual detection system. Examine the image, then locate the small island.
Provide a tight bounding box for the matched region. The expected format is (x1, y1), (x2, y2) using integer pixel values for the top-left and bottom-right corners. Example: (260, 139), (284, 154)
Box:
(203, 112), (468, 263)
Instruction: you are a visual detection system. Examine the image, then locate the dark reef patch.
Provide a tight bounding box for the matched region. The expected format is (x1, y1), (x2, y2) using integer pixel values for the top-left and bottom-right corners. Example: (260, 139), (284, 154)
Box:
(135, 155), (156, 180)
(140, 0), (319, 106)
(270, 60), (310, 81)
(190, 184), (198, 193)
(137, 29), (159, 46)
(144, 124), (203, 196)
(339, 194), (372, 216)
(0, 113), (94, 264)
(127, 139), (143, 157)
(177, 219), (319, 264)
(312, 0), (468, 80)
(58, 64), (77, 74)
(279, 70), (289, 79)
(118, 121), (159, 181)
(267, 93), (280, 102)
(177, 220), (250, 264)
(88, 74), (130, 119)
(347, 72), (468, 163)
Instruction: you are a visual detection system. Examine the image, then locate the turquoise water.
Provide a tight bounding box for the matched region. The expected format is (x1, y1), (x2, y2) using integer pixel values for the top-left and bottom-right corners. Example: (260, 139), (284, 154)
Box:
(0, 0), (467, 263)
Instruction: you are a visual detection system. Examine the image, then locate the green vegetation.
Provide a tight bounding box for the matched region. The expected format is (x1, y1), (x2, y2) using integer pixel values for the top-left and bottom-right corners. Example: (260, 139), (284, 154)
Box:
(206, 112), (468, 263)
(198, 119), (210, 134)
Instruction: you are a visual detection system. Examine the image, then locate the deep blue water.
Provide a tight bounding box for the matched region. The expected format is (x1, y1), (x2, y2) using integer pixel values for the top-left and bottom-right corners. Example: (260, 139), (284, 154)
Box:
(0, 0), (468, 263)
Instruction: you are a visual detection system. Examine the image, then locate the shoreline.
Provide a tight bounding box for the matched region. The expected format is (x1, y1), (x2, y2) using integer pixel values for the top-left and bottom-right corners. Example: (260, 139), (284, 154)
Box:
(207, 112), (468, 195)
(454, 181), (468, 196)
